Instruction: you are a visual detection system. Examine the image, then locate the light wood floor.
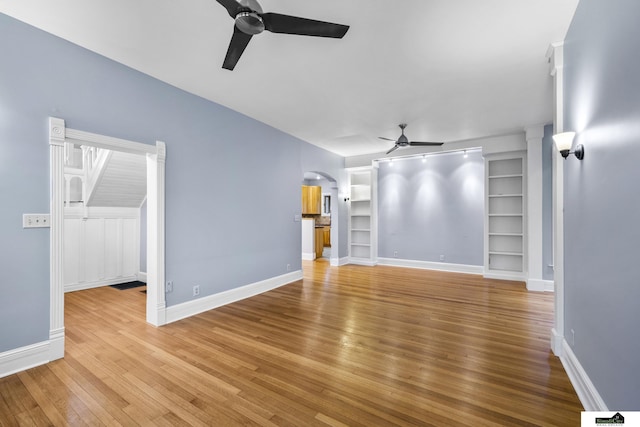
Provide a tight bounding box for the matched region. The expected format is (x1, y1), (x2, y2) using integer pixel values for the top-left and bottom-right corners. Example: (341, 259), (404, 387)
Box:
(0, 261), (582, 426)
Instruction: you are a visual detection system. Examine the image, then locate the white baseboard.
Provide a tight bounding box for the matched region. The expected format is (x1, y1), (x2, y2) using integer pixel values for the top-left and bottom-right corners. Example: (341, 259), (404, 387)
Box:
(348, 257), (377, 267)
(483, 271), (526, 282)
(527, 278), (555, 292)
(64, 275), (139, 293)
(165, 270), (303, 324)
(378, 257), (483, 275)
(330, 256), (349, 267)
(301, 252), (315, 261)
(551, 328), (564, 357)
(560, 339), (608, 411)
(138, 272), (147, 283)
(0, 341), (51, 379)
(527, 279), (555, 292)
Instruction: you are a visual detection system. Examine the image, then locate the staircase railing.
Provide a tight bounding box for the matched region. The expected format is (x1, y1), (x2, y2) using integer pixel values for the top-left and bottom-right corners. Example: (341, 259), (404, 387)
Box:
(83, 146), (111, 207)
(63, 143), (111, 210)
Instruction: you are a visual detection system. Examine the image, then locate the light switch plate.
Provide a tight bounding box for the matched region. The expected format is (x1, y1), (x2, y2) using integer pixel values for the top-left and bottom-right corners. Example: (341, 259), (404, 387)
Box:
(23, 214), (51, 228)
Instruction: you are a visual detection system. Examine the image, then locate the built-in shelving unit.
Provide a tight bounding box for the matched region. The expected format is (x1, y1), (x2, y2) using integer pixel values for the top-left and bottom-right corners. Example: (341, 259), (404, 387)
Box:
(348, 168), (376, 265)
(484, 154), (526, 279)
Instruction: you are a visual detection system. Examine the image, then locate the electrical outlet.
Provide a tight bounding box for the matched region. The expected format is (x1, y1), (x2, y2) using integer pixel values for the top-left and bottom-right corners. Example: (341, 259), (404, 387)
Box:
(440, 254), (445, 261)
(23, 214), (51, 228)
(287, 264), (291, 272)
(571, 329), (575, 345)
(394, 251), (398, 258)
(166, 281), (173, 293)
(193, 285), (200, 297)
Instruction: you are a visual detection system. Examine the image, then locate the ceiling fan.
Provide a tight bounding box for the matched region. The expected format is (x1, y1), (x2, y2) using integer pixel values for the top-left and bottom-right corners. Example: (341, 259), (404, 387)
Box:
(380, 124), (443, 154)
(215, 0), (350, 70)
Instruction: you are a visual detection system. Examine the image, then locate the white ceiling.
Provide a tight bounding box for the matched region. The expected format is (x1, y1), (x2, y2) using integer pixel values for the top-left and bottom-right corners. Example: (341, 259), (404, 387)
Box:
(0, 0), (578, 157)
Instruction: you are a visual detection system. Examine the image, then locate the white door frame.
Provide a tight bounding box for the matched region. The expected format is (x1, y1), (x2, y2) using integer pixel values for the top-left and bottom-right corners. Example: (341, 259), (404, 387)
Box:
(48, 117), (166, 360)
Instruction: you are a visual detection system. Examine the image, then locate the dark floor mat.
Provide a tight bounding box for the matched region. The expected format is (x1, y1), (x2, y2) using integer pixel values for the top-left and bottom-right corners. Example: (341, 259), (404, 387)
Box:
(110, 281), (146, 291)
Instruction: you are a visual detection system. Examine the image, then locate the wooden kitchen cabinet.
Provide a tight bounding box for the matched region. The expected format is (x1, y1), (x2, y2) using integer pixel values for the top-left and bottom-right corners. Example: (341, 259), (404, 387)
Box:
(323, 226), (331, 247)
(315, 227), (324, 259)
(302, 186), (321, 214)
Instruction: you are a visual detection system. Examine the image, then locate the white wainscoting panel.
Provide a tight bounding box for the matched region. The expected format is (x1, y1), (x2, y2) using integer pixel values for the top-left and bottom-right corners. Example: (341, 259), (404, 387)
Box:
(64, 207), (140, 292)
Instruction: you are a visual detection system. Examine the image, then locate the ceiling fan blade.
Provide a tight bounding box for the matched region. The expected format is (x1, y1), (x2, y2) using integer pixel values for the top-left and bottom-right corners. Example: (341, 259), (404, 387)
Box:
(261, 13), (349, 38)
(409, 141), (444, 146)
(378, 137), (396, 142)
(222, 26), (253, 70)
(215, 0), (244, 18)
(386, 145), (399, 155)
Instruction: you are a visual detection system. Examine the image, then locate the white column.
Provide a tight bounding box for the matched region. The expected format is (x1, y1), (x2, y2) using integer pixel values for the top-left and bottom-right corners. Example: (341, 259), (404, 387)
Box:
(146, 141), (166, 326)
(547, 42), (565, 356)
(525, 126), (545, 291)
(49, 117), (65, 360)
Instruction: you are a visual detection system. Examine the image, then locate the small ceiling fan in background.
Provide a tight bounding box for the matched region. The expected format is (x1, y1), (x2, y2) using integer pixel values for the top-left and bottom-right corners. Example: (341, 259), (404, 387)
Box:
(215, 0), (350, 70)
(380, 124), (443, 154)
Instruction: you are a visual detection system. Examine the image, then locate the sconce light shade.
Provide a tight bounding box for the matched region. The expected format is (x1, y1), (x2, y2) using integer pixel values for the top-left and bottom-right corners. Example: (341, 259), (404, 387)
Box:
(552, 131), (584, 160)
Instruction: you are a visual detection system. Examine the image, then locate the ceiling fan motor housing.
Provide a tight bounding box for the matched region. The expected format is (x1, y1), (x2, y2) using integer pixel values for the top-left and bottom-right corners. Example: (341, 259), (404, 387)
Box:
(235, 11), (265, 35)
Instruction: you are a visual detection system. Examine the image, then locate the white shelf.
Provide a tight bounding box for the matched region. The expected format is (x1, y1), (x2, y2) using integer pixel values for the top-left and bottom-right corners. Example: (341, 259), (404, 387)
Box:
(488, 174), (523, 179)
(485, 155), (526, 276)
(348, 169), (375, 263)
(489, 251), (522, 256)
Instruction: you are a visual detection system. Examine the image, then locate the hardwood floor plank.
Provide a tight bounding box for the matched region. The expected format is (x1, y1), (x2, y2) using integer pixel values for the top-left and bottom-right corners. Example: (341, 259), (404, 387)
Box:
(16, 369), (86, 427)
(0, 262), (582, 426)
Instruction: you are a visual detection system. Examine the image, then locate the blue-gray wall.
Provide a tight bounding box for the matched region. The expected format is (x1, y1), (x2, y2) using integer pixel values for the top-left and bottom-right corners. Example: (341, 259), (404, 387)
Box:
(563, 0), (640, 409)
(378, 150), (484, 265)
(0, 13), (345, 353)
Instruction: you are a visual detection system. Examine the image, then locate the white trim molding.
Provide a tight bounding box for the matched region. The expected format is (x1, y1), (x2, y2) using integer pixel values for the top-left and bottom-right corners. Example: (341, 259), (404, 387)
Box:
(526, 279), (555, 292)
(551, 328), (564, 356)
(165, 270), (303, 324)
(560, 340), (608, 411)
(348, 258), (377, 267)
(146, 142), (166, 326)
(330, 256), (349, 267)
(49, 117), (66, 362)
(547, 42), (566, 357)
(377, 258), (483, 275)
(64, 275), (140, 293)
(525, 125), (545, 292)
(48, 117), (166, 374)
(0, 341), (52, 379)
(302, 252), (315, 261)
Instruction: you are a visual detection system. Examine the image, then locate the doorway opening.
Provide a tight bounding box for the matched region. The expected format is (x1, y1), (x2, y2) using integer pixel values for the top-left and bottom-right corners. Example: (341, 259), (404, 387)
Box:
(48, 117), (166, 361)
(301, 171), (339, 265)
(62, 145), (147, 294)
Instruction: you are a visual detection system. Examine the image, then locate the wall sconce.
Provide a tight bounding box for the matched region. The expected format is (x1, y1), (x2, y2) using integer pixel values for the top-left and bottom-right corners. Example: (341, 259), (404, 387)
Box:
(552, 132), (584, 160)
